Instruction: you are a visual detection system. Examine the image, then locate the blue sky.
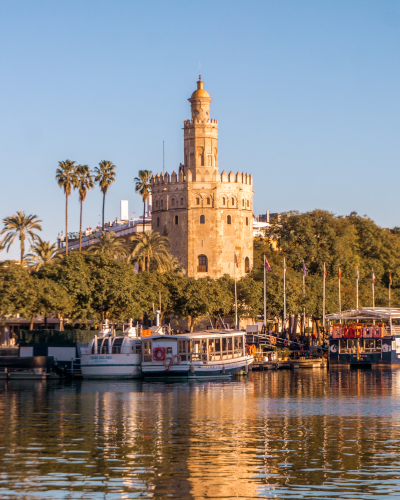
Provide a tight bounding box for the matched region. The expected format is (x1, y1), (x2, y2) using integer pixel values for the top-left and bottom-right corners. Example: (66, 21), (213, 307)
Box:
(1, 0), (400, 258)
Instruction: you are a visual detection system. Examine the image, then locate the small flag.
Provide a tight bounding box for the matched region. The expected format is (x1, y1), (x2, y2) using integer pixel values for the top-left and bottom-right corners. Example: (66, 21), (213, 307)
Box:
(372, 269), (375, 283)
(338, 265), (341, 280)
(235, 254), (238, 268)
(324, 263), (327, 279)
(389, 272), (393, 286)
(264, 256), (271, 271)
(356, 267), (359, 280)
(303, 261), (307, 277)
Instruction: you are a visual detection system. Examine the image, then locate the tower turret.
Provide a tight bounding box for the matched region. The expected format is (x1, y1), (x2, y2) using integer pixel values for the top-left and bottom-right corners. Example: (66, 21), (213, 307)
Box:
(184, 79), (219, 181)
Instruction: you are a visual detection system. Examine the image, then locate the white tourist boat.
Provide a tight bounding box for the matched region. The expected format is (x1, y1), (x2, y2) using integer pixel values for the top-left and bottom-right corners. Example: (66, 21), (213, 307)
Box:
(80, 320), (143, 379)
(141, 330), (253, 379)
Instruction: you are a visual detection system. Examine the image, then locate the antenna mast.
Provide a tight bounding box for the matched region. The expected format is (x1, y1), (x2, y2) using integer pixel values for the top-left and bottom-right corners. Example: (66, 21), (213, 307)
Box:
(163, 140), (164, 174)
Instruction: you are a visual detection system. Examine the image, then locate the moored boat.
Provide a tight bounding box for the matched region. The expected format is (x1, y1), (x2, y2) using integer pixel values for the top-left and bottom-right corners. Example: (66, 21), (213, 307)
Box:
(141, 329), (253, 379)
(327, 308), (400, 368)
(80, 320), (143, 379)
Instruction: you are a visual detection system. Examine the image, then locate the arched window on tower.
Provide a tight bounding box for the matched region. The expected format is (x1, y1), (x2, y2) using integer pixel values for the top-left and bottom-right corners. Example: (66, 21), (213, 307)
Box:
(231, 198), (235, 206)
(246, 217), (249, 226)
(200, 215), (205, 224)
(180, 197), (184, 206)
(157, 217), (160, 227)
(222, 197), (226, 205)
(175, 215), (179, 225)
(198, 255), (208, 272)
(245, 257), (250, 273)
(207, 197), (210, 205)
(161, 199), (163, 208)
(227, 215), (232, 224)
(171, 198), (175, 207)
(196, 197), (200, 205)
(242, 199), (244, 207)
(247, 200), (250, 207)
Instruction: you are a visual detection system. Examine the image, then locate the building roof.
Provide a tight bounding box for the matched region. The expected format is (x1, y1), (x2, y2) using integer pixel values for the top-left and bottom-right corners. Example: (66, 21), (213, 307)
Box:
(190, 80), (210, 99)
(149, 329), (243, 340)
(326, 307), (400, 321)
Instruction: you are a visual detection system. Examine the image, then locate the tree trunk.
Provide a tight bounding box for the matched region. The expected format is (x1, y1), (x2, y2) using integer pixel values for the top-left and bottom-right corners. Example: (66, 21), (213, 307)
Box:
(58, 313), (64, 331)
(102, 192), (105, 229)
(65, 193), (69, 255)
(143, 200), (146, 233)
(79, 198), (83, 252)
(292, 314), (299, 337)
(20, 234), (25, 263)
(29, 314), (35, 331)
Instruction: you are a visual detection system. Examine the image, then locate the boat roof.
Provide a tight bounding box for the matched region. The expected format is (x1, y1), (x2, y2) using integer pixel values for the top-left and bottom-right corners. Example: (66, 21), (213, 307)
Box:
(326, 307), (400, 321)
(147, 329), (244, 340)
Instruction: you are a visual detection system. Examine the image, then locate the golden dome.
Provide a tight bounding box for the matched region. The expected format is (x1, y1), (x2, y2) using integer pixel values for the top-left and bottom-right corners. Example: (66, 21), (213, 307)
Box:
(191, 80), (210, 99)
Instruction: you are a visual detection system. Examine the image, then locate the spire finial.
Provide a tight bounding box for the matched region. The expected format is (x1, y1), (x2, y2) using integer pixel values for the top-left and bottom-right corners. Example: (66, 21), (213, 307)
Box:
(199, 61), (201, 81)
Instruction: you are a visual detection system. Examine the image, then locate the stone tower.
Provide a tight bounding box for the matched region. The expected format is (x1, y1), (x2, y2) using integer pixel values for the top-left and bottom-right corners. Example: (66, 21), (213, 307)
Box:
(151, 78), (253, 279)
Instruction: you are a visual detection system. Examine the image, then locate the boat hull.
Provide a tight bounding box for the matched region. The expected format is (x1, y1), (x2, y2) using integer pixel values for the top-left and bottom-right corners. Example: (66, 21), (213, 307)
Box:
(329, 337), (400, 367)
(142, 357), (253, 380)
(80, 353), (142, 379)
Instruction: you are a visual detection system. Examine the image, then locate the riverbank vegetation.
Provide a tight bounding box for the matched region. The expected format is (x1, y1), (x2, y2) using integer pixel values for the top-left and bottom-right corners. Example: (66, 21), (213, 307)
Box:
(1, 209), (400, 333)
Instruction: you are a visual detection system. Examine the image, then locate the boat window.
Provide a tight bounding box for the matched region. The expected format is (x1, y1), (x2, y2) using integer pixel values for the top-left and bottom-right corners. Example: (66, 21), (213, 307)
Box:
(339, 339), (347, 352)
(238, 336), (243, 350)
(112, 337), (123, 354)
(178, 340), (187, 353)
(215, 338), (221, 353)
(222, 338), (227, 352)
(143, 340), (152, 362)
(135, 341), (142, 354)
(364, 339), (375, 350)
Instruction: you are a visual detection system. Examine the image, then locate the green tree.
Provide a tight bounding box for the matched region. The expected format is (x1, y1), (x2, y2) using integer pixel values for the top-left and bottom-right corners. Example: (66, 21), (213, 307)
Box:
(76, 164), (94, 252)
(0, 211), (42, 262)
(134, 170), (152, 232)
(26, 237), (58, 270)
(128, 230), (171, 272)
(0, 262), (37, 319)
(89, 231), (127, 260)
(94, 160), (116, 229)
(55, 159), (77, 255)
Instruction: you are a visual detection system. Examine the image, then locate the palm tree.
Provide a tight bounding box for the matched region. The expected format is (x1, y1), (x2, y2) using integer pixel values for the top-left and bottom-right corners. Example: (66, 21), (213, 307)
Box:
(55, 159), (77, 255)
(89, 231), (126, 259)
(0, 211), (42, 262)
(25, 237), (58, 270)
(76, 164), (94, 252)
(94, 161), (116, 229)
(128, 230), (170, 272)
(155, 253), (185, 275)
(134, 170), (152, 233)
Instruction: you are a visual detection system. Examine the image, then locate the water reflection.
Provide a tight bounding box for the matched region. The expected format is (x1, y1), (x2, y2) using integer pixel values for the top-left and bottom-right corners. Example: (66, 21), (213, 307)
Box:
(0, 370), (400, 498)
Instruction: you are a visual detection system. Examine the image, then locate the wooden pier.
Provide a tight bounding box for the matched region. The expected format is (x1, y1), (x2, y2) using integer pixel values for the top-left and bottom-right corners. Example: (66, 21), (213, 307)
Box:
(251, 358), (327, 371)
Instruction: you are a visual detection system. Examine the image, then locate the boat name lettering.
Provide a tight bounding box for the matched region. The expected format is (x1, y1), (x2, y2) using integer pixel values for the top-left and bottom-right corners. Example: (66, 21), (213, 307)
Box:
(90, 356), (113, 360)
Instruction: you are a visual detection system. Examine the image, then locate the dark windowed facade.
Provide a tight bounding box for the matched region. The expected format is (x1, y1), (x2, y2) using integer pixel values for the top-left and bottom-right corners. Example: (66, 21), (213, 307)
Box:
(200, 215), (205, 224)
(198, 254), (208, 272)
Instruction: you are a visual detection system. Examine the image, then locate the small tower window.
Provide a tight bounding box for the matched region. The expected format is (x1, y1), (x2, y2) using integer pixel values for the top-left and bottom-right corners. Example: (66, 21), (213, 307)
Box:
(245, 257), (250, 273)
(242, 199), (244, 207)
(156, 200), (159, 208)
(161, 200), (163, 208)
(246, 217), (248, 226)
(175, 215), (178, 225)
(222, 197), (226, 205)
(171, 198), (175, 207)
(207, 197), (210, 205)
(227, 215), (232, 224)
(231, 198), (235, 206)
(198, 255), (208, 272)
(247, 200), (250, 207)
(196, 197), (200, 205)
(200, 215), (205, 224)
(180, 198), (184, 206)
(157, 217), (160, 227)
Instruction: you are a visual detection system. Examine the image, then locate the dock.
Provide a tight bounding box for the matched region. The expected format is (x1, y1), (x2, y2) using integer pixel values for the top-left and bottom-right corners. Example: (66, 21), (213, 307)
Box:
(252, 358), (327, 371)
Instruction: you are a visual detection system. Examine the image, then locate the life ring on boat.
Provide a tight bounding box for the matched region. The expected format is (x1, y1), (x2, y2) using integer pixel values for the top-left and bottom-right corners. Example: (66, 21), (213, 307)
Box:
(172, 354), (181, 365)
(270, 336), (277, 345)
(163, 357), (173, 370)
(249, 345), (256, 356)
(153, 347), (165, 361)
(284, 339), (288, 347)
(245, 344), (250, 354)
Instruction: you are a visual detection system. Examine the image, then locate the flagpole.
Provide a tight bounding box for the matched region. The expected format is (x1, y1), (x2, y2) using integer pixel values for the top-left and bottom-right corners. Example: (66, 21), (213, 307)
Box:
(356, 266), (359, 310)
(389, 270), (391, 308)
(338, 268), (341, 314)
(323, 263), (326, 330)
(283, 258), (286, 334)
(372, 268), (375, 309)
(263, 255), (266, 331)
(234, 254), (238, 329)
(303, 271), (305, 338)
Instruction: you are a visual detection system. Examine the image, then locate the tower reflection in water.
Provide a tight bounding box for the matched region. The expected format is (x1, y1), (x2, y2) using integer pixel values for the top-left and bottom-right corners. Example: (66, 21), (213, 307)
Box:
(0, 371), (400, 498)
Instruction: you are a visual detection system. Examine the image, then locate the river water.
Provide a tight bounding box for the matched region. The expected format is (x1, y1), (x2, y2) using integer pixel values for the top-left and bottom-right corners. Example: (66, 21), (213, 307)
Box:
(1, 369), (400, 499)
